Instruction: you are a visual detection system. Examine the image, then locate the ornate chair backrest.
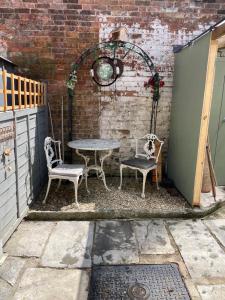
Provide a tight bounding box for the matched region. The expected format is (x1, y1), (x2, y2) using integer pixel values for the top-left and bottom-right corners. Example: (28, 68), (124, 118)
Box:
(135, 133), (164, 163)
(44, 137), (63, 172)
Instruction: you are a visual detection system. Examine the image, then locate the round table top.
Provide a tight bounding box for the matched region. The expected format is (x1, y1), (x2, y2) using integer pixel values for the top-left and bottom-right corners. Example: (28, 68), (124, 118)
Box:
(68, 139), (120, 151)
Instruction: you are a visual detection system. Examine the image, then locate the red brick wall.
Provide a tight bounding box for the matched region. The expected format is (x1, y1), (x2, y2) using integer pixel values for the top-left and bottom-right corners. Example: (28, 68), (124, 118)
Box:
(0, 0), (224, 167)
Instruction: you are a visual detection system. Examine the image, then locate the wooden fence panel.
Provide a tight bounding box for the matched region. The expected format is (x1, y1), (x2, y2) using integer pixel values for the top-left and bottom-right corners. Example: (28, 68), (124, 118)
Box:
(0, 107), (48, 245)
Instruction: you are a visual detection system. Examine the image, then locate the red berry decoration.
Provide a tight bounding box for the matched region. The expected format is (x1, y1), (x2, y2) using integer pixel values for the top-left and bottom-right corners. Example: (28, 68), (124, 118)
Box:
(144, 72), (164, 102)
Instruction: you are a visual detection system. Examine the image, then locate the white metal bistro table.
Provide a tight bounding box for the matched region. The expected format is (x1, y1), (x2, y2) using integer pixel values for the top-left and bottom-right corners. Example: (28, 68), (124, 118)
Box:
(68, 139), (120, 192)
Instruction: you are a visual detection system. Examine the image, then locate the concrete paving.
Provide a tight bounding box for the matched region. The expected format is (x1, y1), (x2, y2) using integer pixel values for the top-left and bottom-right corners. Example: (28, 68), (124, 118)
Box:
(0, 257), (25, 286)
(204, 219), (225, 246)
(93, 220), (139, 264)
(4, 221), (54, 257)
(169, 220), (225, 278)
(197, 284), (225, 300)
(1, 209), (225, 299)
(133, 220), (175, 254)
(41, 221), (94, 268)
(0, 278), (12, 300)
(13, 268), (89, 300)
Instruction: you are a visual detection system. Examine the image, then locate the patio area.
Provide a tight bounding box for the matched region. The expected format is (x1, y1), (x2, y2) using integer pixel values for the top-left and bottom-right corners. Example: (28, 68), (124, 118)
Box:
(32, 177), (189, 213)
(1, 6), (225, 299)
(1, 206), (225, 299)
(27, 176), (225, 223)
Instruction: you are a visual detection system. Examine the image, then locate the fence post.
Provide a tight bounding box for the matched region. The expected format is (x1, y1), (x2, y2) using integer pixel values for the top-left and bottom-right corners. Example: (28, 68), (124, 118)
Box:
(18, 76), (21, 109)
(34, 82), (36, 107)
(24, 79), (27, 108)
(37, 82), (40, 106)
(2, 70), (7, 111)
(29, 79), (32, 108)
(11, 73), (15, 110)
(41, 82), (43, 105)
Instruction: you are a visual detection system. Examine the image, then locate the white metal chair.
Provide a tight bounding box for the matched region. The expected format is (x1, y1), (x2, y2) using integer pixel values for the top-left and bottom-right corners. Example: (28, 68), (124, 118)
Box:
(43, 137), (85, 207)
(118, 133), (164, 198)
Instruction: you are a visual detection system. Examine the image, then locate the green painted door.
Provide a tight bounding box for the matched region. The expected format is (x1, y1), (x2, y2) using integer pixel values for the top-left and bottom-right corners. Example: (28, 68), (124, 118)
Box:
(209, 57), (225, 186)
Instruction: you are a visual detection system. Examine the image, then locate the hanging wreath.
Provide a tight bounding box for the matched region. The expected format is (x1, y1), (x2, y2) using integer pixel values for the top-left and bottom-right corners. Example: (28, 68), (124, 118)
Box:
(144, 72), (164, 102)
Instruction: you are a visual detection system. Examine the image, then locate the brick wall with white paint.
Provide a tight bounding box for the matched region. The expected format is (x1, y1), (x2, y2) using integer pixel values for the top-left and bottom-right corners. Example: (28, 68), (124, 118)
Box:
(0, 0), (224, 174)
(98, 19), (213, 172)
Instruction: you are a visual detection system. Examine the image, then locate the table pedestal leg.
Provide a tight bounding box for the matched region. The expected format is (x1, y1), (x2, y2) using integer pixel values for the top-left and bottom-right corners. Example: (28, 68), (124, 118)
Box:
(75, 149), (112, 192)
(99, 150), (112, 191)
(95, 150), (100, 178)
(76, 149), (90, 167)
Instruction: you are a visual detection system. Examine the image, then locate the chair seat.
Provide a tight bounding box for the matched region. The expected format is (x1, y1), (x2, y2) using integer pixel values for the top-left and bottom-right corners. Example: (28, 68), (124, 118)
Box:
(122, 158), (156, 170)
(50, 164), (85, 177)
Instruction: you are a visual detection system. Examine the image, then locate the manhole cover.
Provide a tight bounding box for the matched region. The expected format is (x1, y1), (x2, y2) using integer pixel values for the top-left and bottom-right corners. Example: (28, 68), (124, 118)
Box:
(88, 264), (191, 300)
(127, 283), (150, 299)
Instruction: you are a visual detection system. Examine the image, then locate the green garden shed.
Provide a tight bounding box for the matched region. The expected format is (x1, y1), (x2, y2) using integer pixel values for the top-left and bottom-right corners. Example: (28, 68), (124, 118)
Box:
(168, 19), (225, 207)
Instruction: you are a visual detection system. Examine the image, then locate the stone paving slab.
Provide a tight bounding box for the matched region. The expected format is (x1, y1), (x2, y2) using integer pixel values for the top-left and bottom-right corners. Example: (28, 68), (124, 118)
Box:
(197, 284), (225, 300)
(13, 268), (89, 300)
(5, 221), (54, 257)
(169, 220), (225, 278)
(184, 279), (201, 300)
(93, 220), (139, 265)
(133, 220), (175, 254)
(3, 217), (225, 299)
(41, 221), (94, 268)
(0, 257), (25, 286)
(0, 278), (12, 300)
(204, 219), (225, 247)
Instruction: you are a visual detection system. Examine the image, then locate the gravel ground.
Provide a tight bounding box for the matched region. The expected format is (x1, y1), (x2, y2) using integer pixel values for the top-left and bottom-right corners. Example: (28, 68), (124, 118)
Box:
(31, 176), (190, 212)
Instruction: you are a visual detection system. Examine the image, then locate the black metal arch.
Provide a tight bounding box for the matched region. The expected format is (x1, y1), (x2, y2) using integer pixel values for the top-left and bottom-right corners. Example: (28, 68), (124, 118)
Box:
(67, 40), (157, 144)
(70, 41), (155, 77)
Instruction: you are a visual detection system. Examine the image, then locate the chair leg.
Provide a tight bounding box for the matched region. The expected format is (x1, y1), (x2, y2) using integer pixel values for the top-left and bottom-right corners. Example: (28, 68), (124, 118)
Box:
(118, 164), (124, 190)
(85, 170), (90, 194)
(135, 170), (138, 181)
(155, 168), (159, 190)
(141, 171), (148, 198)
(73, 177), (79, 207)
(78, 174), (83, 187)
(43, 178), (52, 204)
(56, 179), (61, 191)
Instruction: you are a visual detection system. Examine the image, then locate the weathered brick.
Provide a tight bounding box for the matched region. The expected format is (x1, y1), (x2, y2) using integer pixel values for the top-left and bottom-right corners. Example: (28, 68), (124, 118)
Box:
(203, 0), (216, 3)
(217, 10), (225, 14)
(0, 8), (14, 13)
(36, 4), (50, 9)
(63, 0), (78, 3)
(15, 8), (30, 13)
(67, 4), (82, 9)
(0, 0), (224, 168)
(80, 9), (95, 15)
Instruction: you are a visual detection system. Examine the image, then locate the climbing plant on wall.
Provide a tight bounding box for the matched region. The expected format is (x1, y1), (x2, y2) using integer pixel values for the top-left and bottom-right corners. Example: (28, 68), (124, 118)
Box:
(67, 40), (164, 140)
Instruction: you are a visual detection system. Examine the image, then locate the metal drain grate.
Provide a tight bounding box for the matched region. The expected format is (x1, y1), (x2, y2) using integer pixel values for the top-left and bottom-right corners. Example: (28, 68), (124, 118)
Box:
(88, 264), (190, 300)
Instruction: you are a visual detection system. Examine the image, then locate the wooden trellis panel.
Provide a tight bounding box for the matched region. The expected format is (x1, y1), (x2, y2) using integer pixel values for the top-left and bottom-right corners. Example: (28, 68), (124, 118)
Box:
(0, 71), (46, 112)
